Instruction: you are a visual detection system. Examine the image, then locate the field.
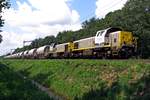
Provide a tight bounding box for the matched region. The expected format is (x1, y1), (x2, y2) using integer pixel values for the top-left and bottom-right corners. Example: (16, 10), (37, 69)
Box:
(0, 59), (150, 100)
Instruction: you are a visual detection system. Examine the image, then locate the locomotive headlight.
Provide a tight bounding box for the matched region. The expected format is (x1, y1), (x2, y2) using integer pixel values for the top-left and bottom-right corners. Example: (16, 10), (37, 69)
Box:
(107, 51), (111, 54)
(122, 49), (125, 51)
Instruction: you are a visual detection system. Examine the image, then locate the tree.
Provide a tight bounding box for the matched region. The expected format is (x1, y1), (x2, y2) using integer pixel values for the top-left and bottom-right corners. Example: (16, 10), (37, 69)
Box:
(13, 0), (150, 58)
(0, 0), (10, 43)
(121, 0), (150, 58)
(56, 31), (75, 44)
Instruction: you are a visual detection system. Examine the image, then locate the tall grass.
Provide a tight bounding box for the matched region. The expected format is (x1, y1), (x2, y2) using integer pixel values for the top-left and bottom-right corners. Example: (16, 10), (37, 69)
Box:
(1, 59), (150, 100)
(0, 62), (51, 100)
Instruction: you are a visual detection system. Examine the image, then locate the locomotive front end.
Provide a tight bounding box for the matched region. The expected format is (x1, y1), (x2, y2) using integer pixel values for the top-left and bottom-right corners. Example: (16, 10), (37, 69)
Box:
(110, 31), (137, 58)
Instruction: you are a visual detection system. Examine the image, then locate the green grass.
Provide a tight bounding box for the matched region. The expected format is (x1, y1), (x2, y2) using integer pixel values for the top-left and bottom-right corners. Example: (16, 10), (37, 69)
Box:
(0, 62), (51, 100)
(1, 59), (150, 100)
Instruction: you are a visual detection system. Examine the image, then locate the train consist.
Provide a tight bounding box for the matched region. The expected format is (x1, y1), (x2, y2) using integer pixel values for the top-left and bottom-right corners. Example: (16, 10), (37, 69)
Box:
(5, 27), (137, 59)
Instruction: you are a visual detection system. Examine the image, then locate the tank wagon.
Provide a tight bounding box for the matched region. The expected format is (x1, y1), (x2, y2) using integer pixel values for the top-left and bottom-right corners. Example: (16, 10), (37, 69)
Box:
(23, 50), (29, 58)
(36, 45), (50, 58)
(5, 27), (137, 59)
(18, 52), (23, 58)
(28, 48), (37, 59)
(5, 54), (17, 59)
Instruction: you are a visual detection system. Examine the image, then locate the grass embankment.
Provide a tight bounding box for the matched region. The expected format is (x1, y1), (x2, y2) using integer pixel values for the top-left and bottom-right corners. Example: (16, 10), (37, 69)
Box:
(0, 62), (51, 100)
(1, 59), (150, 100)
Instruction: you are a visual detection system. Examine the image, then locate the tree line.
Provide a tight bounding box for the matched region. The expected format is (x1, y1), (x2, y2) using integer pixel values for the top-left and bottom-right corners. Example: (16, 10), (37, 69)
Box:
(11, 0), (150, 58)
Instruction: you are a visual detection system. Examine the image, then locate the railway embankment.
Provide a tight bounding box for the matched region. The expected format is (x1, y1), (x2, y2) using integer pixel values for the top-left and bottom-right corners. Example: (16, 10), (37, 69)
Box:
(1, 59), (150, 100)
(0, 62), (52, 100)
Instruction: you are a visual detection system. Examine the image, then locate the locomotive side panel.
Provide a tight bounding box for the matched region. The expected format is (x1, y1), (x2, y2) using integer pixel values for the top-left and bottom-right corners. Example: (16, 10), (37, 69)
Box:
(55, 43), (69, 53)
(73, 37), (95, 51)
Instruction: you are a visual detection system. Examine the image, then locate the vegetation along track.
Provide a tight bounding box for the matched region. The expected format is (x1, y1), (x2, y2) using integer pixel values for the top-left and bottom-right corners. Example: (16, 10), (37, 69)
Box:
(0, 62), (52, 100)
(1, 59), (150, 100)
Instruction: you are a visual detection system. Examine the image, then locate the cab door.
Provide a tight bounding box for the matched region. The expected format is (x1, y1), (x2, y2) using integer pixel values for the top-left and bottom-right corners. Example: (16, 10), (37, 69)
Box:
(110, 32), (119, 48)
(65, 44), (68, 52)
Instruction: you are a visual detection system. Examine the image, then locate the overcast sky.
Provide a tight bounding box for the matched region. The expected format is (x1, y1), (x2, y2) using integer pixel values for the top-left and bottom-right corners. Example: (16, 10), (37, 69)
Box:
(0, 0), (128, 55)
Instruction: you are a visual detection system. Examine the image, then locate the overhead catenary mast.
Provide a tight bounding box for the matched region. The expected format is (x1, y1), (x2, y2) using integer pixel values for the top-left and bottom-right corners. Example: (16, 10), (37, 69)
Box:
(23, 40), (33, 47)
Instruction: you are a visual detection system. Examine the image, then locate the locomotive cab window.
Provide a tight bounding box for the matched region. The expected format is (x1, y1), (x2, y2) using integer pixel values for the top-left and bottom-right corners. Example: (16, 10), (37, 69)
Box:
(97, 32), (100, 36)
(97, 31), (104, 36)
(100, 31), (104, 36)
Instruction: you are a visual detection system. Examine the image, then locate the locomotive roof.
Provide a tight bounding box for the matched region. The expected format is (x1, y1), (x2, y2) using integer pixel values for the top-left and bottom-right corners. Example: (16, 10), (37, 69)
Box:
(56, 42), (69, 46)
(74, 36), (95, 42)
(96, 27), (122, 37)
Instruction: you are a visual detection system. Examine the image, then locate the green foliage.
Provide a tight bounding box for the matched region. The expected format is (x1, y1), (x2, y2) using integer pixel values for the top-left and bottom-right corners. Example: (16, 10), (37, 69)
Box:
(118, 0), (150, 58)
(56, 31), (75, 44)
(2, 59), (150, 100)
(0, 0), (10, 43)
(14, 0), (150, 58)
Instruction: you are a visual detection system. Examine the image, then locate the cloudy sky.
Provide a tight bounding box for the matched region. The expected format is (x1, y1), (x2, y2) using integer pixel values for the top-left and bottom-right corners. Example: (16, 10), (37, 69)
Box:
(0, 0), (127, 55)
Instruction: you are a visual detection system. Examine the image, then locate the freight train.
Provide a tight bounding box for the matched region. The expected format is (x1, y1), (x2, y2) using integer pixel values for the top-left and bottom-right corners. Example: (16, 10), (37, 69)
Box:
(5, 27), (137, 59)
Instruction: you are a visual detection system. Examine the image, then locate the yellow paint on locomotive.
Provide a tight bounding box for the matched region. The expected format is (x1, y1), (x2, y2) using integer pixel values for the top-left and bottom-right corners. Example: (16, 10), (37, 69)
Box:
(68, 42), (74, 52)
(72, 47), (95, 51)
(118, 31), (133, 48)
(72, 45), (111, 52)
(110, 31), (135, 49)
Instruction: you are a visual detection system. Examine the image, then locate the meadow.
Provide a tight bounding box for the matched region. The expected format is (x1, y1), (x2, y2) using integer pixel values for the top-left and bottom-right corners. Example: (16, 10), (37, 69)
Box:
(0, 59), (150, 100)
